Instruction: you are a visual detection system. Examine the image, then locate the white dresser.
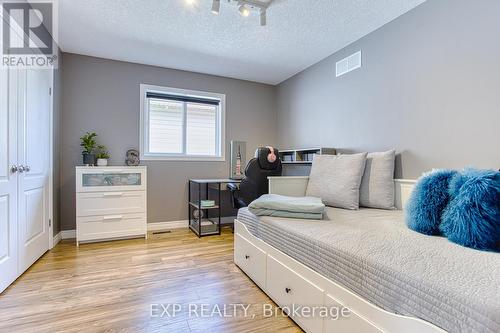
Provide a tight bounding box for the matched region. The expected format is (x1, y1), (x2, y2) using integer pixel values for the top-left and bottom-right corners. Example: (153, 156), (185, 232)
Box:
(75, 166), (147, 246)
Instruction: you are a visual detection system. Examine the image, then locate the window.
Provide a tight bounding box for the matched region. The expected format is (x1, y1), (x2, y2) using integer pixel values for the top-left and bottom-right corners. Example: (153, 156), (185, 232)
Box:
(140, 84), (225, 161)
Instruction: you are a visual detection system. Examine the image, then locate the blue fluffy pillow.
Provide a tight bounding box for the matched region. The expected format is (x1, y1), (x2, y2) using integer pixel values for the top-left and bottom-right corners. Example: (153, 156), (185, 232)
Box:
(405, 169), (458, 235)
(440, 169), (500, 251)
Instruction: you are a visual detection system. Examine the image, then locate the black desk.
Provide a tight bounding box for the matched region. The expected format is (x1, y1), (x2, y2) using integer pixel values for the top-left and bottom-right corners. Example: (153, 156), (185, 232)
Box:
(188, 179), (241, 237)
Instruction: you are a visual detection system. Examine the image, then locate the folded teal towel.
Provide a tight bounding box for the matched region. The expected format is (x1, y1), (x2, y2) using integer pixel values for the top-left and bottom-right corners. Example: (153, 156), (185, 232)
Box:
(248, 194), (325, 220)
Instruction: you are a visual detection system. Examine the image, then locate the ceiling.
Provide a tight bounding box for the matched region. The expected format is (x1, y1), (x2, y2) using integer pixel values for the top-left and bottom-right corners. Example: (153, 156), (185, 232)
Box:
(58, 0), (425, 85)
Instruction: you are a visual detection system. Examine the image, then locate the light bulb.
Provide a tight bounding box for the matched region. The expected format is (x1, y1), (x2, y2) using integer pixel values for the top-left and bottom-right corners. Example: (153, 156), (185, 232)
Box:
(238, 4), (250, 17)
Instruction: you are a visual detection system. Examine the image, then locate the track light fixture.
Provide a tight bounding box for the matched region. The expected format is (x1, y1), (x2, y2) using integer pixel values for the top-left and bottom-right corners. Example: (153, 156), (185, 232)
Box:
(259, 8), (266, 26)
(211, 0), (220, 15)
(209, 0), (271, 26)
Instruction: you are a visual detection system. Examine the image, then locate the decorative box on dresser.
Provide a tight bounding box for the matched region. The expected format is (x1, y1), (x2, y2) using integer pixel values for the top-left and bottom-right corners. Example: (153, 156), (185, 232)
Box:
(75, 166), (147, 246)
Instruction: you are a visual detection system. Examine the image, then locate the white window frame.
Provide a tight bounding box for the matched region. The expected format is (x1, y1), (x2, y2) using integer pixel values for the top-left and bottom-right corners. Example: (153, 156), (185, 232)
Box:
(140, 84), (226, 161)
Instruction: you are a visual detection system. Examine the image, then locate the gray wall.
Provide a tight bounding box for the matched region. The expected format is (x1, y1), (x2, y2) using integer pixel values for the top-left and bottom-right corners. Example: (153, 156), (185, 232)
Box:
(61, 53), (276, 230)
(276, 0), (500, 179)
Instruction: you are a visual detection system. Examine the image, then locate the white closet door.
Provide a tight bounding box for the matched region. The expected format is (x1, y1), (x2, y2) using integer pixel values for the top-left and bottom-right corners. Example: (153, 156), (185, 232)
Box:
(17, 69), (50, 273)
(0, 69), (18, 293)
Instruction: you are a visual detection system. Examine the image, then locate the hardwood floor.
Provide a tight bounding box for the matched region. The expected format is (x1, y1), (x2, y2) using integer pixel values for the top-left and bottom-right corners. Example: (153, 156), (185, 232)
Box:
(0, 228), (302, 333)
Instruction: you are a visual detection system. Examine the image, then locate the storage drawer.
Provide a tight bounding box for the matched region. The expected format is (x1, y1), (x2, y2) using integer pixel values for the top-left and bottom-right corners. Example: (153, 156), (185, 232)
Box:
(76, 191), (146, 217)
(77, 213), (146, 243)
(324, 293), (382, 333)
(76, 167), (147, 192)
(267, 255), (324, 333)
(234, 234), (267, 288)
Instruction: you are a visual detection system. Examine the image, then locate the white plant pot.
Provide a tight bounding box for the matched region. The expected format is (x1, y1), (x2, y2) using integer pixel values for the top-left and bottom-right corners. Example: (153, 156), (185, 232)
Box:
(96, 158), (108, 166)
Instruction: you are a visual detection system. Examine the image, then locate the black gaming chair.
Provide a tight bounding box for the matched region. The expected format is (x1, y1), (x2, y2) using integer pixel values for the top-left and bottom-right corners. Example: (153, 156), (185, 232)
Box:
(228, 147), (282, 208)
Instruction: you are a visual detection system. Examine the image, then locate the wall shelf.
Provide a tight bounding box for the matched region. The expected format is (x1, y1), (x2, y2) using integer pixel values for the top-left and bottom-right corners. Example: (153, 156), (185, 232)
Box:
(279, 147), (336, 164)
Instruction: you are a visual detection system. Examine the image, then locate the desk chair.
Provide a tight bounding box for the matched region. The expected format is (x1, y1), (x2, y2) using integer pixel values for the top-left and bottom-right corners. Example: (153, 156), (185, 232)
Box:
(228, 147), (282, 208)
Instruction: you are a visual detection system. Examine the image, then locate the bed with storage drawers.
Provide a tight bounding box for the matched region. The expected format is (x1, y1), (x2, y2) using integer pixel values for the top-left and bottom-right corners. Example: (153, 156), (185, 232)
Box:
(233, 177), (500, 333)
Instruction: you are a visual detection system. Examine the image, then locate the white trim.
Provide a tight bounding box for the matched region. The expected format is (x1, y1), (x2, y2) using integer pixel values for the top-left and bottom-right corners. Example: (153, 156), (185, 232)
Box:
(148, 220), (189, 231)
(61, 221), (189, 240)
(394, 178), (417, 210)
(140, 154), (226, 162)
(61, 230), (76, 239)
(48, 68), (55, 249)
(52, 232), (62, 247)
(139, 84), (226, 162)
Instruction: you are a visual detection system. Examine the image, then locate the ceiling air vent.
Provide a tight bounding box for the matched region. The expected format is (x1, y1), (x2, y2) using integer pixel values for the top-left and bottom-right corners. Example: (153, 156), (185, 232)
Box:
(336, 51), (362, 77)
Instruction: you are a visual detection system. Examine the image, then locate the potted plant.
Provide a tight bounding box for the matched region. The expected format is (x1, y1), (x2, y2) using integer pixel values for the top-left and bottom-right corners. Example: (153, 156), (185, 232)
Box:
(80, 132), (97, 166)
(95, 145), (110, 166)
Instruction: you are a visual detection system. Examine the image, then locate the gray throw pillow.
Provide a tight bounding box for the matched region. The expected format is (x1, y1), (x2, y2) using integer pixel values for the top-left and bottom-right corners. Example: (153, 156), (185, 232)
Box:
(359, 150), (396, 209)
(306, 153), (367, 210)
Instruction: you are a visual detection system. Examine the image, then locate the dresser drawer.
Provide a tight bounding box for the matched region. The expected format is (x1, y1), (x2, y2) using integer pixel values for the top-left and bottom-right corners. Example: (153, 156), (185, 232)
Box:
(76, 167), (147, 192)
(76, 191), (146, 217)
(267, 255), (324, 333)
(77, 213), (146, 243)
(234, 234), (267, 289)
(324, 293), (382, 333)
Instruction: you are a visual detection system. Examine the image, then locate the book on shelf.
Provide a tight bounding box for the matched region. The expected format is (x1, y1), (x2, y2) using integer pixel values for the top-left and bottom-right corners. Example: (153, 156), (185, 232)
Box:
(200, 200), (216, 208)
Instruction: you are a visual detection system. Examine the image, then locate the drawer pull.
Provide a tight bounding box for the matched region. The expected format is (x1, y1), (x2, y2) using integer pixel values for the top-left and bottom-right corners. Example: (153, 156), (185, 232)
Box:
(102, 192), (124, 197)
(103, 215), (123, 221)
(285, 287), (292, 294)
(244, 255), (250, 260)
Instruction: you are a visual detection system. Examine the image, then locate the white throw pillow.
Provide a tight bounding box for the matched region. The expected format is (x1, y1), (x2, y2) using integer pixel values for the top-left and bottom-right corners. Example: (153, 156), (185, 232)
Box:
(359, 150), (396, 209)
(306, 153), (367, 210)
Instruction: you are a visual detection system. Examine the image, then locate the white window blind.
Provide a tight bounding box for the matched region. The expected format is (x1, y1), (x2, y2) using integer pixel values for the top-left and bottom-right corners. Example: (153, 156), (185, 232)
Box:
(149, 99), (184, 154)
(140, 85), (225, 161)
(186, 103), (217, 156)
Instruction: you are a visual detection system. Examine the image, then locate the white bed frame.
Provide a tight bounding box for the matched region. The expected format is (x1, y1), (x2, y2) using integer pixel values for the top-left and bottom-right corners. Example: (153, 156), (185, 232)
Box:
(234, 177), (446, 333)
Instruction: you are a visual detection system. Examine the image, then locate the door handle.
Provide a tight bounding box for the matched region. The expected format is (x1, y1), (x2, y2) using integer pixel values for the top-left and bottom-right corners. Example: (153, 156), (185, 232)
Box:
(24, 165), (31, 172)
(10, 165), (18, 173)
(17, 165), (25, 173)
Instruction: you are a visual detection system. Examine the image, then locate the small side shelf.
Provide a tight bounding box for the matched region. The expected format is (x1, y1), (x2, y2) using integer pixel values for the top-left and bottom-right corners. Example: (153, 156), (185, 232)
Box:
(188, 178), (241, 237)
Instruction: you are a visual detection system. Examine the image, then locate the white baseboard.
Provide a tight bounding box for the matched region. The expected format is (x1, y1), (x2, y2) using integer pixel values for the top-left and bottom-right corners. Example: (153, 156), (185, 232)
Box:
(148, 220), (189, 231)
(60, 220), (190, 239)
(52, 232), (62, 247)
(61, 229), (76, 239)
